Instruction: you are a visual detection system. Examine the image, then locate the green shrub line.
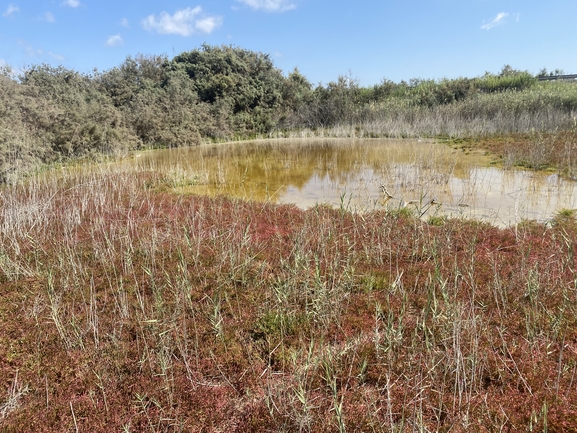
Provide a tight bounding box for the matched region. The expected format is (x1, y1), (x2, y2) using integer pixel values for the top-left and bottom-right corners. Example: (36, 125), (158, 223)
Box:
(1, 45), (576, 183)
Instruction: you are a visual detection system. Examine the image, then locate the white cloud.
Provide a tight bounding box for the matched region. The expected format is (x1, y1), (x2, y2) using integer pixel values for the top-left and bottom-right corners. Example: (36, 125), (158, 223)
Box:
(142, 7), (222, 36)
(236, 0), (296, 12)
(481, 12), (509, 30)
(105, 34), (123, 47)
(120, 17), (130, 28)
(3, 4), (19, 17)
(62, 0), (80, 8)
(195, 16), (221, 34)
(43, 12), (56, 22)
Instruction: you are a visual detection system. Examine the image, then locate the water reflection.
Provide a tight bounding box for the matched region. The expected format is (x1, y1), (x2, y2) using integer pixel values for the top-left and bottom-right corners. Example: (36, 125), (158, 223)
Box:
(130, 138), (577, 227)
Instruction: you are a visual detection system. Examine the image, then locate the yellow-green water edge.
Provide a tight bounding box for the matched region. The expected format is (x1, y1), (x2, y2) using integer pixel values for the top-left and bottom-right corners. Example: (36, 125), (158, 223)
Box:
(105, 138), (577, 226)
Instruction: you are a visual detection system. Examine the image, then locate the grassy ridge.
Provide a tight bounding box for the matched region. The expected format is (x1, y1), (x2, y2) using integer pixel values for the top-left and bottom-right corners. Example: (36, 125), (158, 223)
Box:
(1, 166), (577, 431)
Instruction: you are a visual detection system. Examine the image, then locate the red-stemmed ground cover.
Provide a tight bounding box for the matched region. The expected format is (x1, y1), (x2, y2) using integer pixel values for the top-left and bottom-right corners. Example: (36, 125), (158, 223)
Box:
(1, 168), (577, 432)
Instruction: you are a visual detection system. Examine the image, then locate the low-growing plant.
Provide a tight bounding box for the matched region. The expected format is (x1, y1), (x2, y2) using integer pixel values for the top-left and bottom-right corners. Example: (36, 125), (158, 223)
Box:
(0, 162), (575, 431)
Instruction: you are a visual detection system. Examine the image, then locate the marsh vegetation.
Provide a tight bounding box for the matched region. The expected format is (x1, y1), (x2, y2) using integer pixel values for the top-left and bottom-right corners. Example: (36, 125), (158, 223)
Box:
(2, 45), (577, 432)
(1, 164), (577, 431)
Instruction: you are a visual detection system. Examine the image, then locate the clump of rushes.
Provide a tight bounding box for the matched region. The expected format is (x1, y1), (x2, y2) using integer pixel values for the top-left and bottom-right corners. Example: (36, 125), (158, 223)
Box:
(1, 164), (577, 432)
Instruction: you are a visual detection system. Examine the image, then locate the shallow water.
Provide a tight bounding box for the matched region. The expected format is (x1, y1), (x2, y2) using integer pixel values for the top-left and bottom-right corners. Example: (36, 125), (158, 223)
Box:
(129, 138), (577, 226)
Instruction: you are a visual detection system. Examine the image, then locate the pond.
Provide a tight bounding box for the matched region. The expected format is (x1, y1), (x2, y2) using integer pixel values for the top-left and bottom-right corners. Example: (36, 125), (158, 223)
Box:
(128, 138), (577, 227)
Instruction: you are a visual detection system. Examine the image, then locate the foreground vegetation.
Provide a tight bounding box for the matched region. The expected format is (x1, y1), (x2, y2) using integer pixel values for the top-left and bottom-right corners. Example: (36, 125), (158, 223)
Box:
(2, 44), (577, 431)
(2, 44), (577, 183)
(1, 165), (577, 431)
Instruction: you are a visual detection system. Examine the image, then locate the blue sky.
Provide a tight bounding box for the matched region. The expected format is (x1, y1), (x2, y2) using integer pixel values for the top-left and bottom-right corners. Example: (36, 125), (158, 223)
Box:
(1, 0), (576, 86)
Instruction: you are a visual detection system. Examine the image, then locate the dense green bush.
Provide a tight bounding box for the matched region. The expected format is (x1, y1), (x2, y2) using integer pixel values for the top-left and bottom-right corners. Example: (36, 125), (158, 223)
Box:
(19, 64), (134, 157)
(0, 71), (53, 183)
(168, 44), (286, 135)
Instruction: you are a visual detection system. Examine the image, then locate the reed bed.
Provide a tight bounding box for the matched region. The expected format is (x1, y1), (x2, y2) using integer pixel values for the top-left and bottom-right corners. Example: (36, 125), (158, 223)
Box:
(275, 83), (577, 141)
(0, 163), (576, 432)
